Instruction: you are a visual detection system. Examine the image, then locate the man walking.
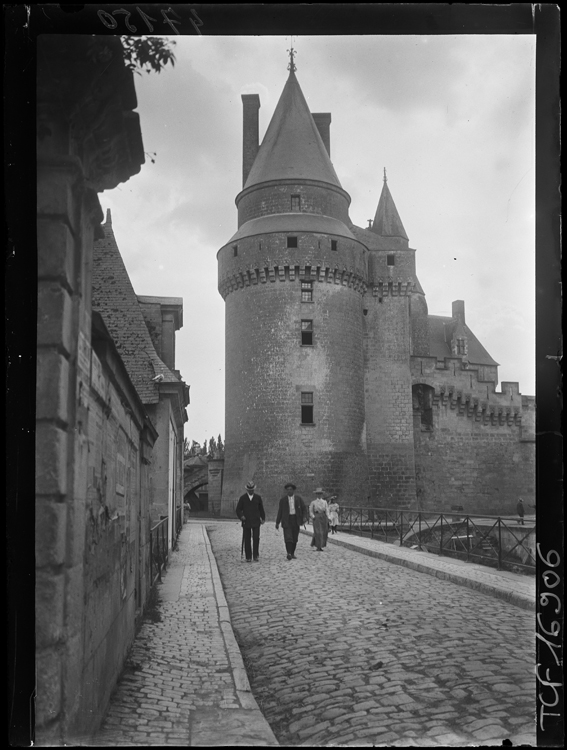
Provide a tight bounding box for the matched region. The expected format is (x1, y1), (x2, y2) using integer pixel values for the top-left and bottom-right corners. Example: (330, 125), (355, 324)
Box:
(275, 483), (307, 561)
(236, 481), (265, 562)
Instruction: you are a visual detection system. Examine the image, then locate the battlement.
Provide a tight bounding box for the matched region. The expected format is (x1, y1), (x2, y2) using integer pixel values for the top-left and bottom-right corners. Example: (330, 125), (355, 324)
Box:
(370, 280), (416, 298)
(219, 262), (367, 300)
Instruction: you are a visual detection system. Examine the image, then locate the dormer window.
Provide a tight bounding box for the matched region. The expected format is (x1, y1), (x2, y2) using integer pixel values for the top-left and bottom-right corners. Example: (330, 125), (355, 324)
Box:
(387, 254), (395, 266)
(291, 195), (301, 211)
(456, 338), (467, 355)
(287, 236), (298, 248)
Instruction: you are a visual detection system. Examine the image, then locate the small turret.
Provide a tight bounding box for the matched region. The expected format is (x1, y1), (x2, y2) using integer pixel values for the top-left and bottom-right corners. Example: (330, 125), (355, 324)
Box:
(371, 169), (409, 240)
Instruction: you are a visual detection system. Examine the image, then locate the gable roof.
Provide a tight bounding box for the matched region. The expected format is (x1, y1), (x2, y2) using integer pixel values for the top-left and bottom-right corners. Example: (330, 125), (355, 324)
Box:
(244, 70), (343, 190)
(92, 212), (179, 404)
(428, 315), (499, 366)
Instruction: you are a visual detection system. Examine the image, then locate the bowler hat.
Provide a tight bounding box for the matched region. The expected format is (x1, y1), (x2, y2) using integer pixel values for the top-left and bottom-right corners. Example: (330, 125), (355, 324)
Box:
(245, 481), (256, 491)
(284, 483), (296, 490)
(314, 487), (325, 494)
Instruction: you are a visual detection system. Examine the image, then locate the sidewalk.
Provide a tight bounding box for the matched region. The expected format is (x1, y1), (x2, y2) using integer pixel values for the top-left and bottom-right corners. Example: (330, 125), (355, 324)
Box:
(300, 525), (535, 611)
(88, 521), (278, 747)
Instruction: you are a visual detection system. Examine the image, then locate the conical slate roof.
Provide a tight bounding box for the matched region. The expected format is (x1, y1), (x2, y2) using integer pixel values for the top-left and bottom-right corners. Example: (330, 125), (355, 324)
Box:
(372, 177), (409, 240)
(244, 70), (342, 190)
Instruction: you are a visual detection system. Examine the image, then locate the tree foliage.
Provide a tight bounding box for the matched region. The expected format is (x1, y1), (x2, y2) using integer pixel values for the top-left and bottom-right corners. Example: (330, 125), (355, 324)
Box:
(121, 36), (176, 75)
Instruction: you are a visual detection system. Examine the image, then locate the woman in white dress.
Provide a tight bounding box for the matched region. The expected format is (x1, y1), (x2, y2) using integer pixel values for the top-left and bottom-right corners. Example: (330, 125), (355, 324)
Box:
(309, 488), (329, 551)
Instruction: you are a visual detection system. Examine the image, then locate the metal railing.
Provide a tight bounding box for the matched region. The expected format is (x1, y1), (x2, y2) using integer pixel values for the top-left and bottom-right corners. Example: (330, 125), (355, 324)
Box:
(175, 506), (183, 542)
(149, 517), (169, 586)
(338, 507), (535, 573)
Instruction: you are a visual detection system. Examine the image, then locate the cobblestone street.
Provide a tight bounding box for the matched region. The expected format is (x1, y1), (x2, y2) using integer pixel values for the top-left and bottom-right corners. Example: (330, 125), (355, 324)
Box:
(208, 522), (536, 747)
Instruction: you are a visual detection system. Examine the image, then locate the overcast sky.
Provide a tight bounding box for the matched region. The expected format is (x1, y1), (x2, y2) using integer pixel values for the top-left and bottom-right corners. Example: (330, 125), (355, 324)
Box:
(101, 35), (535, 446)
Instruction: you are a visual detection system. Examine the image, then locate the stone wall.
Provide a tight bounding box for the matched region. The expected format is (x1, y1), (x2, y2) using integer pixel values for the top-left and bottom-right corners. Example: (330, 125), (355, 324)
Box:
(412, 373), (535, 514)
(35, 35), (145, 744)
(222, 272), (368, 519)
(80, 332), (155, 736)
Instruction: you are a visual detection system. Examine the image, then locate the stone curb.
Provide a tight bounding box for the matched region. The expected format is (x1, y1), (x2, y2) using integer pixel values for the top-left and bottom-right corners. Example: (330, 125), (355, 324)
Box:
(199, 525), (280, 746)
(299, 529), (534, 612)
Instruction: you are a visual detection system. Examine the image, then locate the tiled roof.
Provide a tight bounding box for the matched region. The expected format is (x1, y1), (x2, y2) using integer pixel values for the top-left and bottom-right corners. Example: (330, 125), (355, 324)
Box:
(428, 315), (499, 366)
(225, 213), (357, 245)
(244, 71), (343, 190)
(92, 214), (179, 404)
(371, 179), (408, 240)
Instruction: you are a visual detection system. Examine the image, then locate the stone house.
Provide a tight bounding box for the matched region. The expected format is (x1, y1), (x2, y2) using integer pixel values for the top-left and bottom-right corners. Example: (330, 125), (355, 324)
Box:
(36, 35), (187, 744)
(217, 61), (535, 519)
(93, 212), (190, 548)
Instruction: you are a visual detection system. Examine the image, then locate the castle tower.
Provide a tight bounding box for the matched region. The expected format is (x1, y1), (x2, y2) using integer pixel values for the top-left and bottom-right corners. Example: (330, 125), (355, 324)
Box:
(351, 171), (418, 508)
(218, 59), (370, 517)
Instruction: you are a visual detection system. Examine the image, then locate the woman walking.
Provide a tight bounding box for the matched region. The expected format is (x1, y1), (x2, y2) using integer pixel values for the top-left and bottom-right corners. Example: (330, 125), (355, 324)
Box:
(327, 495), (339, 534)
(310, 488), (329, 551)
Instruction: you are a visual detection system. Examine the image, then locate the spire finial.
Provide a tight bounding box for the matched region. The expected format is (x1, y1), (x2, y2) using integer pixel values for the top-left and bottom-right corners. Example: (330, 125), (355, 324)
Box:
(383, 167), (387, 183)
(287, 37), (296, 73)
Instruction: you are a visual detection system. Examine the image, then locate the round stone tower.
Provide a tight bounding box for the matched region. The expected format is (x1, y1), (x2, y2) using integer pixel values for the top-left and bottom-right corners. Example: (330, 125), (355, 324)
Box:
(218, 63), (370, 518)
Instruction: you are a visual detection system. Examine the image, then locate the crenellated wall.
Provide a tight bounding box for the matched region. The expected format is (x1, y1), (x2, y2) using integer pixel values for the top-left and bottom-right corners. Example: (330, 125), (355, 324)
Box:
(411, 361), (535, 513)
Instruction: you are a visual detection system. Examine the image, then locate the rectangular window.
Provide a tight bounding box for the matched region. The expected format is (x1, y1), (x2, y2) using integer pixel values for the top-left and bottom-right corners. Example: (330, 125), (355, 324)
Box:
(301, 320), (313, 345)
(291, 194), (301, 211)
(301, 281), (313, 302)
(331, 239), (338, 251)
(301, 392), (314, 424)
(387, 253), (395, 266)
(287, 236), (298, 248)
(233, 245), (238, 257)
(457, 338), (466, 355)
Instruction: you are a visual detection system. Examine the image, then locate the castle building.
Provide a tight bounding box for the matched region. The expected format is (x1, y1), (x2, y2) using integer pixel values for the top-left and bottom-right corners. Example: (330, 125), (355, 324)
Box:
(217, 58), (535, 520)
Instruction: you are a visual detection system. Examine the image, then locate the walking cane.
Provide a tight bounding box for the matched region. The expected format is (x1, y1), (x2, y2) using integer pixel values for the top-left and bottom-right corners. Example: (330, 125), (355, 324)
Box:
(240, 521), (245, 560)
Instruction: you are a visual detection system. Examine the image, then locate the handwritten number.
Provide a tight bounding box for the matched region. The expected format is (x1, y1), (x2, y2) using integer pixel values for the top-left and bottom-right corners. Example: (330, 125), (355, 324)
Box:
(535, 632), (561, 667)
(97, 9), (118, 29)
(540, 592), (561, 614)
(136, 7), (157, 32)
(190, 9), (204, 35)
(536, 614), (561, 638)
(542, 570), (560, 589)
(162, 8), (181, 34)
(536, 545), (560, 567)
(113, 9), (137, 33)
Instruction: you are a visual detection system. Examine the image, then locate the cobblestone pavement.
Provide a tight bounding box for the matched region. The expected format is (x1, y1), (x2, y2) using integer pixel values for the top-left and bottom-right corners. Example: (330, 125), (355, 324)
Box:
(85, 522), (277, 747)
(208, 521), (536, 747)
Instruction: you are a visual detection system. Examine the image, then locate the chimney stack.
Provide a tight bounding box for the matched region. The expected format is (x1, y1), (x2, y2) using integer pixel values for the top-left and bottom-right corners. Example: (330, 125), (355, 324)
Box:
(242, 94), (261, 187)
(312, 113), (332, 157)
(452, 300), (465, 323)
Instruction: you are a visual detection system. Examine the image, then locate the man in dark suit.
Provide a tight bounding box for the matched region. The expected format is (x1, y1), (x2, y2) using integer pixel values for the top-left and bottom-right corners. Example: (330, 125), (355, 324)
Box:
(235, 481), (265, 562)
(275, 483), (307, 561)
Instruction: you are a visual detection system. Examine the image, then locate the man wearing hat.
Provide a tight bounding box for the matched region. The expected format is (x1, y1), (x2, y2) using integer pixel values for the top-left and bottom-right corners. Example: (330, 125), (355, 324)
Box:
(235, 481), (265, 562)
(275, 483), (307, 560)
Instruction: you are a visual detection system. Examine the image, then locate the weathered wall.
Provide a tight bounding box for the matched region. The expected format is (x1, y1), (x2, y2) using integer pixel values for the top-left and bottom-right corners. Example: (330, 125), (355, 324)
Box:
(411, 363), (536, 514)
(221, 270), (368, 519)
(207, 458), (225, 514)
(35, 35), (145, 744)
(80, 346), (151, 734)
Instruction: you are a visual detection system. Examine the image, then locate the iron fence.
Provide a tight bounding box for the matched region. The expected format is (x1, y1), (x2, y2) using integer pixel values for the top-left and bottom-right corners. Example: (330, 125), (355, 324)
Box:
(175, 506), (183, 541)
(149, 509), (184, 587)
(338, 507), (535, 573)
